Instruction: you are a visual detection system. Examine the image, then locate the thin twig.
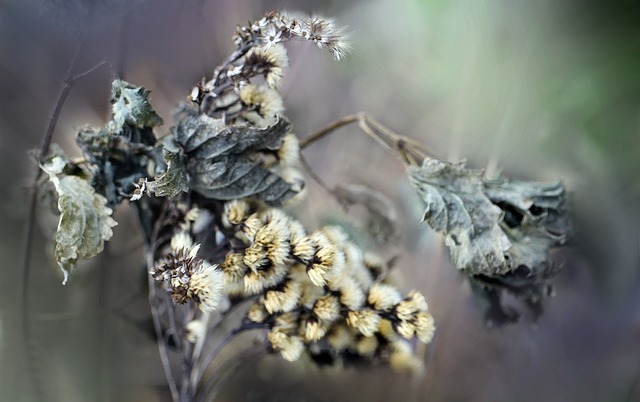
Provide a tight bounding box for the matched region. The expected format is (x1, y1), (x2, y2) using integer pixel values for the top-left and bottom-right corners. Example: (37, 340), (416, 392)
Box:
(164, 292), (183, 356)
(72, 60), (109, 82)
(19, 36), (87, 402)
(299, 113), (432, 167)
(299, 114), (361, 149)
(146, 200), (180, 401)
(179, 304), (197, 402)
(146, 249), (180, 401)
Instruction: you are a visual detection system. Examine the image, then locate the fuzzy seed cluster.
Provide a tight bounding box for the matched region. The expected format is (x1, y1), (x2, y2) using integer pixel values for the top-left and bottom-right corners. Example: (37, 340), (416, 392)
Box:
(151, 231), (224, 313)
(221, 200), (435, 370)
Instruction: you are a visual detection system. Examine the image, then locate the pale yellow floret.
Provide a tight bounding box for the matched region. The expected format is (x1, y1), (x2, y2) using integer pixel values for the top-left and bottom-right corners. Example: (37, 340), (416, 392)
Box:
(274, 312), (299, 332)
(268, 328), (304, 362)
(239, 84), (284, 125)
(389, 341), (422, 373)
(291, 235), (315, 263)
(221, 252), (246, 285)
(189, 264), (224, 313)
(368, 283), (403, 311)
(356, 336), (378, 357)
(247, 302), (269, 323)
(303, 318), (327, 342)
(264, 281), (301, 314)
(277, 134), (300, 167)
(326, 324), (355, 351)
(346, 309), (380, 337)
(330, 275), (364, 310)
(396, 320), (415, 340)
(414, 311), (435, 343)
(377, 319), (396, 340)
(313, 295), (341, 322)
(185, 319), (207, 344)
(223, 199), (251, 228)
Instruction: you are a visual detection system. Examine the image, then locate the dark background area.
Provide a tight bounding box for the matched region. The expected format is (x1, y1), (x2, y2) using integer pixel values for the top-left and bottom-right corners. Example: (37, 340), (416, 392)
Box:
(1, 0), (640, 401)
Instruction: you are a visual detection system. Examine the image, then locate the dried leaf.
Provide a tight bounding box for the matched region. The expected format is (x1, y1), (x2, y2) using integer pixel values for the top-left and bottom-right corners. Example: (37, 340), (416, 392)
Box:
(173, 110), (301, 204)
(110, 79), (163, 130)
(407, 157), (569, 278)
(333, 183), (399, 244)
(407, 157), (512, 276)
(76, 80), (161, 206)
(146, 142), (189, 198)
(407, 156), (569, 326)
(484, 178), (569, 275)
(41, 157), (118, 284)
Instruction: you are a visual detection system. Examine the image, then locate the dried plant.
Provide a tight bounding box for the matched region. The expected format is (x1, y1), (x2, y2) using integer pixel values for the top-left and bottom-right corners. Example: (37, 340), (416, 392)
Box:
(27, 10), (569, 401)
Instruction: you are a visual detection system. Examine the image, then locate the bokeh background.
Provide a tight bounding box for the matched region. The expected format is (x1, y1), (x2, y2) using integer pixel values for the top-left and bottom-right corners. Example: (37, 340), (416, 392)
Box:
(1, 0), (640, 401)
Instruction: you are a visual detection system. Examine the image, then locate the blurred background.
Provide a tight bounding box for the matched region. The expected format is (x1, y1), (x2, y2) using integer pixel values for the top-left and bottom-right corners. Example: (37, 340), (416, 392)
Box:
(1, 0), (640, 401)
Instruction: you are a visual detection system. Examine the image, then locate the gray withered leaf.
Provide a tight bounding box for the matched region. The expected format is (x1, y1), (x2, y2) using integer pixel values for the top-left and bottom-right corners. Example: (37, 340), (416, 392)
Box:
(146, 137), (189, 197)
(333, 183), (399, 244)
(173, 109), (300, 204)
(110, 79), (164, 130)
(407, 157), (512, 276)
(77, 79), (161, 207)
(484, 178), (569, 276)
(41, 157), (118, 284)
(408, 157), (569, 279)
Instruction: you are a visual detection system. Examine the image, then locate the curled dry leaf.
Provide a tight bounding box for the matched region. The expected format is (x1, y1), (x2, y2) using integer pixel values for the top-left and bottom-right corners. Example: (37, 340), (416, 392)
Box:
(407, 156), (569, 325)
(146, 140), (189, 198)
(407, 157), (569, 277)
(110, 79), (164, 131)
(172, 109), (301, 205)
(483, 177), (569, 274)
(41, 157), (118, 284)
(407, 157), (512, 276)
(77, 80), (162, 206)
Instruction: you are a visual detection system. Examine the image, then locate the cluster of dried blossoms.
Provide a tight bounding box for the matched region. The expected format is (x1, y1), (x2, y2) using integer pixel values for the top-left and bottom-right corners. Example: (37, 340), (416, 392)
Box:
(221, 200), (435, 369)
(191, 11), (350, 126)
(151, 199), (434, 371)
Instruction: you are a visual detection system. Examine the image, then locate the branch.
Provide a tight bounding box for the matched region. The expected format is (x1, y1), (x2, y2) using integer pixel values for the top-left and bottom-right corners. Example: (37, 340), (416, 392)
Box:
(20, 37), (86, 402)
(146, 249), (180, 401)
(299, 113), (432, 166)
(299, 114), (361, 149)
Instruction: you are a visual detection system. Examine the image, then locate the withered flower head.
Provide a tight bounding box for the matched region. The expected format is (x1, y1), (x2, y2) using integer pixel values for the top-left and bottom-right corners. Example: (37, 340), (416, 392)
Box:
(347, 309), (381, 337)
(151, 232), (224, 312)
(368, 283), (402, 311)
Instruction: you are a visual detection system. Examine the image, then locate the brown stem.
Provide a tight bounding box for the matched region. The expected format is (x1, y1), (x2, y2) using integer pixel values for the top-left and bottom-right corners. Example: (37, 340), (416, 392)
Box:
(147, 251), (180, 401)
(299, 113), (431, 167)
(299, 113), (361, 149)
